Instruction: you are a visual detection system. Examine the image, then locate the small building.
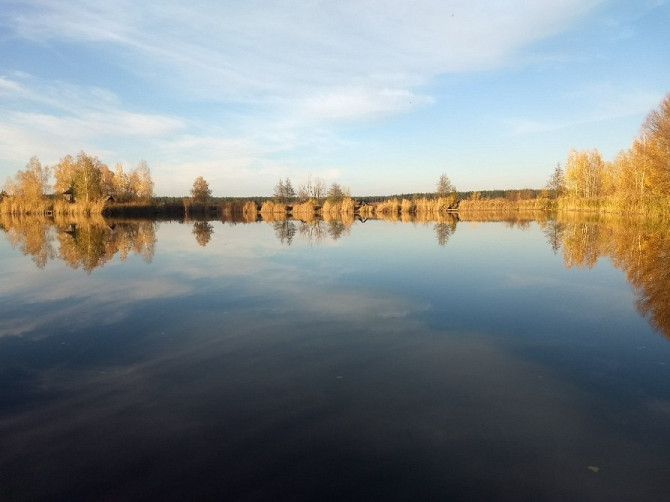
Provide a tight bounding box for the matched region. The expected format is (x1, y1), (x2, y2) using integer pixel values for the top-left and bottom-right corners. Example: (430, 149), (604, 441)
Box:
(62, 188), (74, 203)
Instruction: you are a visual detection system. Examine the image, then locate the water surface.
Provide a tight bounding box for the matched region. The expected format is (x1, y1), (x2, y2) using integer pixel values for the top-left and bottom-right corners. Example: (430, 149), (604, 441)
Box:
(1, 215), (669, 501)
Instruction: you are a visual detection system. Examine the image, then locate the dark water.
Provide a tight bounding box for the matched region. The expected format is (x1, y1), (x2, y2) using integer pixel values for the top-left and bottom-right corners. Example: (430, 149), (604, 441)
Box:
(1, 216), (669, 501)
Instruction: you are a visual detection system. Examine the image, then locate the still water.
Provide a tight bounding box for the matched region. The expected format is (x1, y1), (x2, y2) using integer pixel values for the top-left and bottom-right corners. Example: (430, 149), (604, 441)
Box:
(1, 215), (669, 501)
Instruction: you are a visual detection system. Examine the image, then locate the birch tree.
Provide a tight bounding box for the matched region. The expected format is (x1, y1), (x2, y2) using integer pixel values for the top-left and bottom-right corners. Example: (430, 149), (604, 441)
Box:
(190, 176), (212, 203)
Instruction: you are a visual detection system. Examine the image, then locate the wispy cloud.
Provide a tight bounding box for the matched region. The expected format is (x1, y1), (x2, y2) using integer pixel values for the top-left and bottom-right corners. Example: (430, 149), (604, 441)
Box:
(4, 0), (661, 194)
(7, 1), (602, 99)
(505, 87), (661, 136)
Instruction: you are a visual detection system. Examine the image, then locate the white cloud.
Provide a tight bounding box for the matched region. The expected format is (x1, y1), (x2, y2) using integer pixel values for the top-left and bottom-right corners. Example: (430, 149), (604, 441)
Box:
(299, 86), (434, 122)
(6, 1), (602, 102)
(9, 111), (182, 138)
(3, 0), (641, 194)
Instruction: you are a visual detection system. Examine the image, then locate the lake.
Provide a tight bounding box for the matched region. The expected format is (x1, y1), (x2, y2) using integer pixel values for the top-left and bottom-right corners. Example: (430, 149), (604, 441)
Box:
(1, 213), (669, 501)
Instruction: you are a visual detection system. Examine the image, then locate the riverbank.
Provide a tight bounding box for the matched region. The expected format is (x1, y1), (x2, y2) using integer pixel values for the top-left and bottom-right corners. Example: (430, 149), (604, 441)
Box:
(3, 194), (670, 220)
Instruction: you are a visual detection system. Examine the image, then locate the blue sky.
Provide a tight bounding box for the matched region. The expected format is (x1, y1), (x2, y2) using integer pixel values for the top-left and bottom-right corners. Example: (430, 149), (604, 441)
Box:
(1, 0), (668, 197)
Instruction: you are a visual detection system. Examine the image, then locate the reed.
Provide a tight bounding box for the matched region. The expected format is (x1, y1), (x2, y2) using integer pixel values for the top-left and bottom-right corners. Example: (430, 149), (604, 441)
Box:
(291, 200), (318, 219)
(458, 209), (549, 224)
(556, 195), (670, 218)
(0, 197), (51, 215)
(52, 199), (107, 215)
(412, 196), (458, 214)
(242, 201), (258, 222)
(375, 198), (400, 215)
(260, 200), (287, 215)
(358, 204), (375, 217)
(458, 197), (551, 212)
(322, 197), (355, 216)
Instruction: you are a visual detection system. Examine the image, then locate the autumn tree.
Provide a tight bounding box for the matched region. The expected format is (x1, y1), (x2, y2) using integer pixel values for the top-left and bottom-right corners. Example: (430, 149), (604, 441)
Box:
(53, 151), (105, 202)
(565, 148), (604, 198)
(53, 154), (77, 194)
(190, 176), (212, 203)
(640, 93), (670, 195)
(112, 163), (130, 201)
(1, 157), (51, 212)
(17, 157), (51, 203)
(99, 164), (115, 200)
(561, 94), (670, 201)
(52, 152), (154, 204)
(129, 160), (154, 202)
(72, 152), (104, 202)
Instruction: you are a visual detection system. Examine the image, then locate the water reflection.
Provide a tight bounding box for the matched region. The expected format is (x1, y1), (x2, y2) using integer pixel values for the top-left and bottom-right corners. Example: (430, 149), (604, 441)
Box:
(272, 219), (297, 245)
(1, 213), (56, 269)
(550, 215), (670, 339)
(543, 219), (566, 254)
(298, 220), (328, 245)
(192, 221), (214, 247)
(2, 212), (669, 339)
(2, 212), (670, 500)
(434, 217), (458, 246)
(1, 214), (156, 273)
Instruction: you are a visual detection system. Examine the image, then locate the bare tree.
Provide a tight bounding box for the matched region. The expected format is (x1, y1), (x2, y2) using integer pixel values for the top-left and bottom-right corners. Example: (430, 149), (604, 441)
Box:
(436, 173), (455, 197)
(312, 177), (326, 200)
(546, 163), (566, 199)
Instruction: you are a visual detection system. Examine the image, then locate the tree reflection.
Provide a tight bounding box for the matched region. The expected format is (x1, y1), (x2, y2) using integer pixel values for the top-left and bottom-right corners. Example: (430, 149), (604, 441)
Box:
(543, 220), (566, 254)
(0, 216), (156, 273)
(433, 214), (458, 246)
(558, 217), (670, 339)
(0, 214), (55, 268)
(58, 222), (111, 272)
(192, 221), (214, 247)
(273, 219), (297, 245)
(326, 220), (350, 241)
(298, 220), (327, 245)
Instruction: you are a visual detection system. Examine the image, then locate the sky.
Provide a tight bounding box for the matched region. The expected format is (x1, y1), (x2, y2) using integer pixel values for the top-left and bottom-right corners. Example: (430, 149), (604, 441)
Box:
(1, 0), (668, 197)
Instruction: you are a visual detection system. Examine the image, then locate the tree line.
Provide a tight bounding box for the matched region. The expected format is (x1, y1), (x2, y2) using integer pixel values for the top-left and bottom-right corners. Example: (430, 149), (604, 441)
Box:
(3, 93), (667, 218)
(1, 151), (154, 214)
(549, 93), (670, 202)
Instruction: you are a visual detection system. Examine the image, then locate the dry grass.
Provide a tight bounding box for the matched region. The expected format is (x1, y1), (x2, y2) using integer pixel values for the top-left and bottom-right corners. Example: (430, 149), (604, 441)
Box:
(358, 204), (375, 217)
(260, 200), (287, 215)
(375, 198), (400, 215)
(0, 197), (51, 215)
(556, 195), (670, 218)
(322, 197), (355, 216)
(401, 199), (414, 213)
(291, 200), (318, 219)
(52, 199), (107, 215)
(458, 197), (551, 212)
(413, 196), (458, 214)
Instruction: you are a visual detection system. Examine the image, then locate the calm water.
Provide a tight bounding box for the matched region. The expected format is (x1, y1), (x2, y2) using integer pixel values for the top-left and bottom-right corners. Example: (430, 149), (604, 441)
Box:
(1, 215), (669, 501)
